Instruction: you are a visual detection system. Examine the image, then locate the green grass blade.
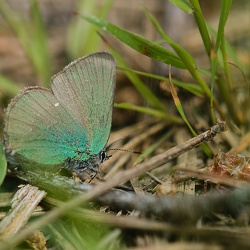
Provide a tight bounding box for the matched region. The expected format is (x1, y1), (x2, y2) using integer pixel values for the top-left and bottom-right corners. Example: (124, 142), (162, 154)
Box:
(144, 8), (211, 97)
(115, 103), (183, 124)
(111, 49), (166, 111)
(168, 78), (212, 156)
(210, 0), (242, 125)
(29, 0), (51, 85)
(67, 0), (114, 59)
(80, 15), (186, 69)
(0, 1), (51, 86)
(215, 0), (232, 52)
(0, 75), (20, 96)
(0, 2), (28, 49)
(0, 142), (7, 186)
(168, 80), (196, 136)
(221, 38), (232, 88)
(169, 0), (193, 14)
(117, 66), (204, 97)
(216, 0), (233, 88)
(189, 0), (212, 56)
(207, 24), (247, 74)
(224, 41), (247, 74)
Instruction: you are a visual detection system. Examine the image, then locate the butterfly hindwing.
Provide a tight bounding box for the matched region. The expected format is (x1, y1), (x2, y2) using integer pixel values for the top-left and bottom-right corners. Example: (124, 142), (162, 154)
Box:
(4, 87), (89, 165)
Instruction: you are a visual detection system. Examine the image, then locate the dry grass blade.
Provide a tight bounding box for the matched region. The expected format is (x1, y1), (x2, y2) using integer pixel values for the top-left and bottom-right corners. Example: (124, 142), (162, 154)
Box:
(229, 131), (250, 153)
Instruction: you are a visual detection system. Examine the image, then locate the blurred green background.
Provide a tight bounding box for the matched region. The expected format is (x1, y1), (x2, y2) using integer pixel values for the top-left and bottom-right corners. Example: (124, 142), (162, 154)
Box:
(0, 0), (249, 128)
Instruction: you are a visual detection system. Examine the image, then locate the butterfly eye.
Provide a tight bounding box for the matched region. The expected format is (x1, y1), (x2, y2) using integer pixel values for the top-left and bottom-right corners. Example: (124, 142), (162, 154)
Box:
(100, 151), (112, 163)
(100, 151), (107, 163)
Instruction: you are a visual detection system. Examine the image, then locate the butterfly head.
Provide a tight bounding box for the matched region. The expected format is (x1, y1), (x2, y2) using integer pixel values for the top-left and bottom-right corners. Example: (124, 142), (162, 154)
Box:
(65, 149), (110, 180)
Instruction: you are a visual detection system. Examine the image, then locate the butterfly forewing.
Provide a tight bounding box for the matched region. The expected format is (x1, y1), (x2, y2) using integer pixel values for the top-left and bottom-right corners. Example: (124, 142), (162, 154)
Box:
(51, 52), (116, 155)
(4, 52), (116, 166)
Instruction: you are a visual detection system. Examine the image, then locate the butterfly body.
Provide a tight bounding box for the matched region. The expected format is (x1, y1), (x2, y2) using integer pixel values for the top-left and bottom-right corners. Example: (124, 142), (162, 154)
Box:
(65, 149), (109, 177)
(4, 52), (116, 178)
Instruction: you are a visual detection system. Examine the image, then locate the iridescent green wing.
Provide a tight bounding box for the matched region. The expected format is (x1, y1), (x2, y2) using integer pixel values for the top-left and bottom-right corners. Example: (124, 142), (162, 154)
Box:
(51, 52), (116, 155)
(4, 87), (89, 165)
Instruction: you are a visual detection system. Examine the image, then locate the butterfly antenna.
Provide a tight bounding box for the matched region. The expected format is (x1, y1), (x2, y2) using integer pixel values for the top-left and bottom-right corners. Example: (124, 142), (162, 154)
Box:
(105, 138), (141, 155)
(108, 148), (141, 155)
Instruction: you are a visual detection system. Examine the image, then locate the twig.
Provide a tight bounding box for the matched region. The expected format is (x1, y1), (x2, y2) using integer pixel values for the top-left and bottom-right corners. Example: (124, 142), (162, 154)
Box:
(173, 168), (247, 188)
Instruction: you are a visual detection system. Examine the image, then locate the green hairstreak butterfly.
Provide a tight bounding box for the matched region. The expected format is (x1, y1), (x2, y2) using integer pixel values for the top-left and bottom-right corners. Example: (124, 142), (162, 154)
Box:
(4, 52), (116, 179)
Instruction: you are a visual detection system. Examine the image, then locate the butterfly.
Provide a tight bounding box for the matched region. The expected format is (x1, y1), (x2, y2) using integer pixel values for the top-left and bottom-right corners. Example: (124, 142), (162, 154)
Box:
(4, 52), (116, 179)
